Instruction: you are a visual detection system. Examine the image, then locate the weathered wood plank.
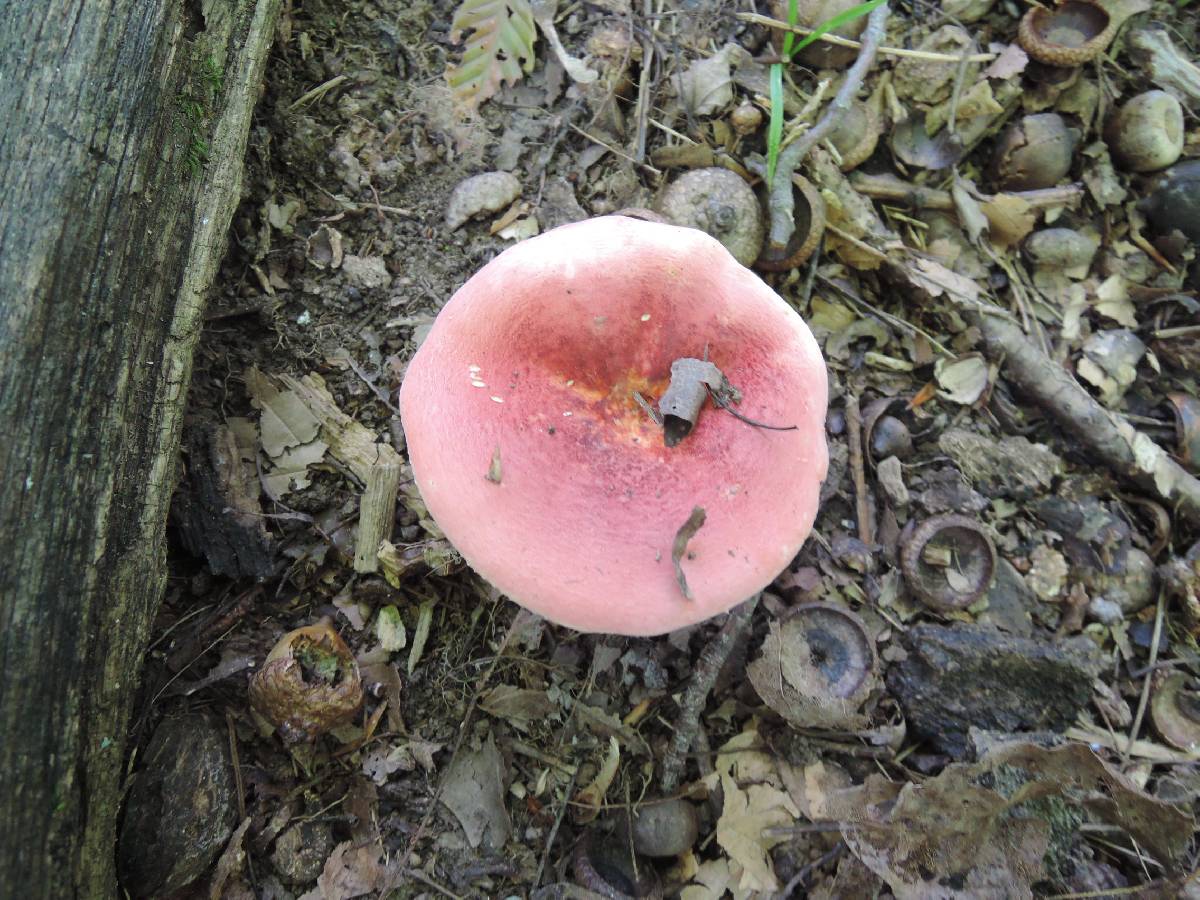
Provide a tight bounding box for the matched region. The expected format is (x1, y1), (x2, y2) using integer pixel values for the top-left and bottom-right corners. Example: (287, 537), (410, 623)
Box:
(0, 1), (280, 895)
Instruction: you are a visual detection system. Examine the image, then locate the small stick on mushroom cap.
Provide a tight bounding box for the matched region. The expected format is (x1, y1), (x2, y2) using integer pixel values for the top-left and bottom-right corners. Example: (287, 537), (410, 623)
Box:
(398, 216), (829, 635)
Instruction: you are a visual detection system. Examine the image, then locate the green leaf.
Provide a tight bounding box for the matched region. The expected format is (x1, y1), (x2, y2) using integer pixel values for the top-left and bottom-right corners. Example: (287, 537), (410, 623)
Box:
(446, 0), (537, 111)
(767, 0), (800, 182)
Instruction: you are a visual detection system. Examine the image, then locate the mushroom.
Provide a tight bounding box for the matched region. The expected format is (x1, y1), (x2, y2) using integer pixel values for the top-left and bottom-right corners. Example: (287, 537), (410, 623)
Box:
(398, 215), (829, 636)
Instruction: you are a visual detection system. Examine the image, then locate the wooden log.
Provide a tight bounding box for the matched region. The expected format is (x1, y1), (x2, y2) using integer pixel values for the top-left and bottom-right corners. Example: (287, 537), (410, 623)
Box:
(0, 1), (281, 896)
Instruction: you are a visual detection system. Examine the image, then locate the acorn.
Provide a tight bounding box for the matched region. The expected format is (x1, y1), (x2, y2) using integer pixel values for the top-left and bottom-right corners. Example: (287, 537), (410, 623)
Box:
(900, 514), (997, 611)
(730, 101), (764, 136)
(1024, 228), (1099, 271)
(990, 113), (1079, 191)
(1105, 90), (1184, 173)
(1140, 161), (1200, 242)
(248, 619), (364, 743)
(655, 167), (764, 267)
(826, 100), (881, 172)
(771, 0), (867, 69)
(1017, 0), (1113, 67)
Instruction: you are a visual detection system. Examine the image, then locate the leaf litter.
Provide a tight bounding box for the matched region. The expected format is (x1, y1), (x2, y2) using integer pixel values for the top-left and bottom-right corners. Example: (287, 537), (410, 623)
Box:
(145, 0), (1200, 895)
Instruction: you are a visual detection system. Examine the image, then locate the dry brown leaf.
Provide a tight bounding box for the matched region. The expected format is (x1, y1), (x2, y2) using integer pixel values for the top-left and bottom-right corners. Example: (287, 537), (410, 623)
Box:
(245, 367), (321, 459)
(980, 193), (1036, 249)
(440, 734), (511, 849)
(983, 42), (1029, 80)
(716, 772), (799, 893)
(934, 354), (990, 406)
(479, 685), (556, 730)
(904, 257), (981, 304)
(833, 741), (1193, 898)
(299, 840), (390, 900)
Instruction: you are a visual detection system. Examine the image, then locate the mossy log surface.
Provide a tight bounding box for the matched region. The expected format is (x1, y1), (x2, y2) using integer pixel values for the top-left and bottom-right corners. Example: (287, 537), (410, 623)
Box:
(0, 1), (279, 896)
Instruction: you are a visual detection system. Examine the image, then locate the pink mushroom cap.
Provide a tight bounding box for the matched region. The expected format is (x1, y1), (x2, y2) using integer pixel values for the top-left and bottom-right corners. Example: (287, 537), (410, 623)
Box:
(399, 215), (828, 635)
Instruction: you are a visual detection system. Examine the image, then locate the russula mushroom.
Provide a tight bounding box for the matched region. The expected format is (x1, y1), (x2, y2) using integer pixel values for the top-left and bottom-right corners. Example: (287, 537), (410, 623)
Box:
(398, 215), (828, 635)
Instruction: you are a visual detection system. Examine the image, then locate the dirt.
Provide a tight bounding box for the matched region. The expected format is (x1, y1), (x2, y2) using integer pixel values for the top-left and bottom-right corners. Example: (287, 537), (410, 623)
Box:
(128, 0), (1200, 896)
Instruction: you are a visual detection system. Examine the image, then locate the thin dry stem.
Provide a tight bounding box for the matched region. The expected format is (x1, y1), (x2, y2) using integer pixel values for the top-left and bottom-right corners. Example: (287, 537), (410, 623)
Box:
(845, 394), (875, 546)
(659, 595), (759, 793)
(767, 3), (890, 249)
(739, 11), (993, 62)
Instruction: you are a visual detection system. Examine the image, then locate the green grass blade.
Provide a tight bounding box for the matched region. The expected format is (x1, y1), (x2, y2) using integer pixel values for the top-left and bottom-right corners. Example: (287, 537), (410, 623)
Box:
(790, 0), (883, 57)
(767, 0), (800, 183)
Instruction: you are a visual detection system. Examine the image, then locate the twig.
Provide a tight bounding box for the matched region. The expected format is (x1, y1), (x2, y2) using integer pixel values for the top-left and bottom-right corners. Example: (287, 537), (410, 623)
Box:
(767, 3), (890, 249)
(660, 594), (760, 793)
(946, 44), (973, 136)
(633, 0), (654, 163)
(288, 74), (348, 111)
(850, 172), (1086, 212)
(1123, 590), (1166, 767)
(778, 841), (847, 898)
(739, 11), (994, 62)
(534, 751), (580, 888)
(845, 394), (875, 546)
(568, 122), (660, 174)
(973, 310), (1200, 525)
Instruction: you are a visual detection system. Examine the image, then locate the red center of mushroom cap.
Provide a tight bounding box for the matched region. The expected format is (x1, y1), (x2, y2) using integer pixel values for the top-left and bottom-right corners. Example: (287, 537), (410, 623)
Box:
(399, 215), (829, 635)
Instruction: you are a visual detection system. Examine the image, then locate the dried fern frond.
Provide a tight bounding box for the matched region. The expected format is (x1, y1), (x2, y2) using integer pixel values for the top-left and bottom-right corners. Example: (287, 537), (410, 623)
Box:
(446, 0), (538, 111)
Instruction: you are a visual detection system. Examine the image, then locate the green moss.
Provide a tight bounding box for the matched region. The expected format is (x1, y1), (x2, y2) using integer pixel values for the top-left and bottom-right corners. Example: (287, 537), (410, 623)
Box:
(175, 53), (225, 177)
(983, 764), (1085, 882)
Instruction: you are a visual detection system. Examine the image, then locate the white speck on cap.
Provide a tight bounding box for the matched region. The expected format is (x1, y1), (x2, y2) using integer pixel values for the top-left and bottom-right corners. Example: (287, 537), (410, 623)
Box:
(491, 396), (504, 403)
(471, 379), (486, 388)
(641, 313), (651, 321)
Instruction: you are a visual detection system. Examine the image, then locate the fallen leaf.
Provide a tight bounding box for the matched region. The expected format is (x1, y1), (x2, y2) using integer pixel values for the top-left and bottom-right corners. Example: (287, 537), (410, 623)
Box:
(245, 368), (321, 458)
(934, 354), (990, 405)
(905, 257), (981, 304)
(299, 840), (389, 900)
(439, 734), (511, 849)
(531, 0), (598, 84)
(446, 0), (537, 111)
(951, 177), (989, 244)
(983, 42), (1028, 80)
(716, 773), (799, 893)
(375, 605), (406, 652)
(678, 44), (746, 116)
(207, 817), (252, 900)
(831, 740), (1192, 898)
(980, 193), (1036, 249)
(479, 685), (556, 729)
(261, 439), (329, 497)
(681, 857), (737, 900)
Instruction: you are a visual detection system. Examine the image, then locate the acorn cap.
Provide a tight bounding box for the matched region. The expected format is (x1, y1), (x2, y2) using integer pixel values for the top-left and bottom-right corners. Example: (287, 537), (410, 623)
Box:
(755, 175), (826, 271)
(1018, 0), (1114, 67)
